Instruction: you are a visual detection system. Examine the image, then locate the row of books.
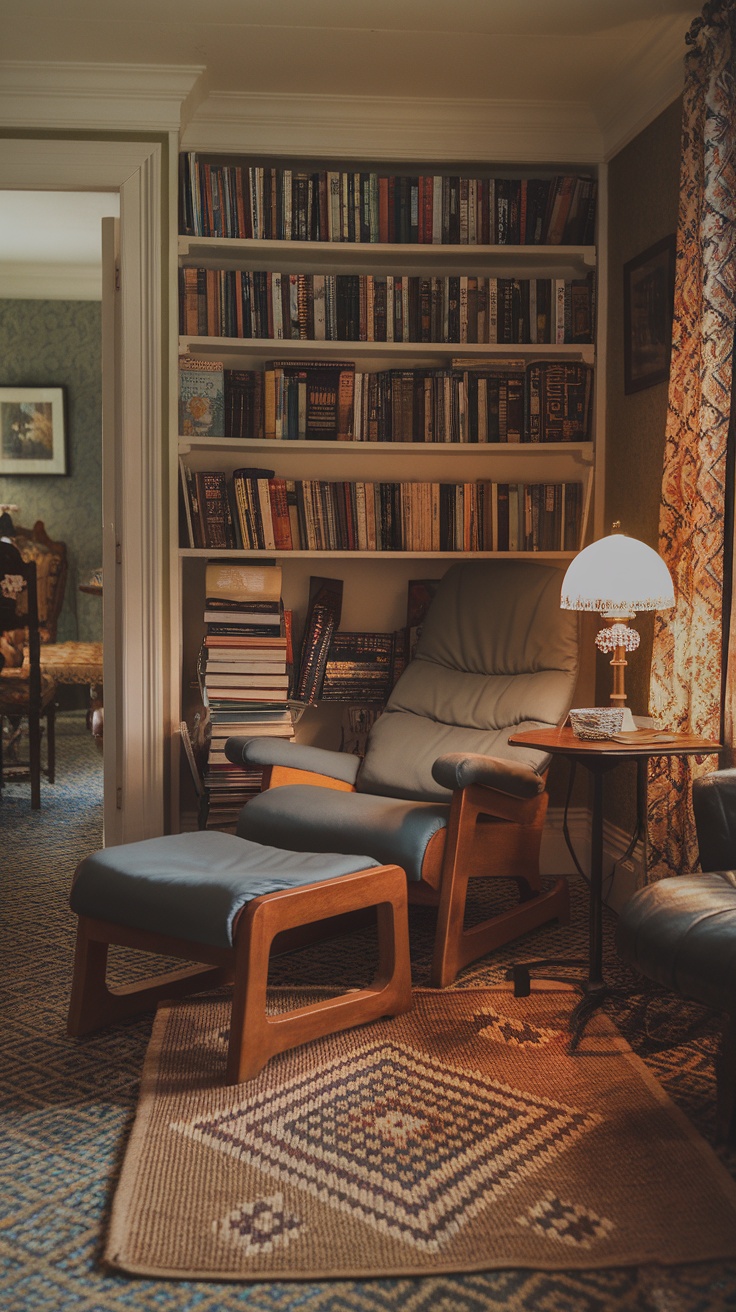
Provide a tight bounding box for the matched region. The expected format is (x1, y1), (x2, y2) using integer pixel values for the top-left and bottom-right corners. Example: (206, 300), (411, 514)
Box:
(179, 269), (595, 346)
(200, 562), (294, 826)
(180, 155), (597, 247)
(180, 357), (593, 444)
(180, 468), (584, 554)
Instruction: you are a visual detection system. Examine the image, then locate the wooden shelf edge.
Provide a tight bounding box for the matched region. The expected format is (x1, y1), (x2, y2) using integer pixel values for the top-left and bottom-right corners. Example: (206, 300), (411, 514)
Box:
(178, 235), (596, 267)
(179, 548), (578, 560)
(179, 336), (595, 365)
(178, 436), (594, 457)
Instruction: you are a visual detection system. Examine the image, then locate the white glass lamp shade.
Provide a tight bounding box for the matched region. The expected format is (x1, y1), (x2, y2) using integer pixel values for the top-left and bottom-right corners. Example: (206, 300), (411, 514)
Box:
(560, 532), (675, 615)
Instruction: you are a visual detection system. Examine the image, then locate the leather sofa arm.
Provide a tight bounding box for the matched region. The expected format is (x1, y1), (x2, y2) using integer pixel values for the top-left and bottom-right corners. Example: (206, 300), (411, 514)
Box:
(431, 752), (546, 799)
(224, 736), (361, 785)
(693, 768), (736, 872)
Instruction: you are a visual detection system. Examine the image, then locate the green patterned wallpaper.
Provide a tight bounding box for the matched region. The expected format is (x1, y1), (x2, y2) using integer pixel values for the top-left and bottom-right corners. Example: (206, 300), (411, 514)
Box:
(0, 299), (102, 643)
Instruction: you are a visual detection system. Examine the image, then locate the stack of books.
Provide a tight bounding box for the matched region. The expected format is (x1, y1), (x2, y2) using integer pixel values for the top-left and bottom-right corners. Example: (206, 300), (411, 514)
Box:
(201, 561), (293, 828)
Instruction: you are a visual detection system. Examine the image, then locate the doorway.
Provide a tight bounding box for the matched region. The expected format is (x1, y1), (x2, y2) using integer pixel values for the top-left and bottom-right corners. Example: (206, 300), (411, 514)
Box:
(0, 138), (168, 846)
(0, 190), (118, 817)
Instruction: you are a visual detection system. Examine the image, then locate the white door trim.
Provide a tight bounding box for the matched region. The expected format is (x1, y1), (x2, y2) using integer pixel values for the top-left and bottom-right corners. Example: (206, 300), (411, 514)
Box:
(0, 138), (166, 843)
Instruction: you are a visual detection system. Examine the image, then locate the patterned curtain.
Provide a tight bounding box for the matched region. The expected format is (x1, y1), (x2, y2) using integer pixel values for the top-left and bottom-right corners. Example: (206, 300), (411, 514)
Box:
(647, 0), (736, 878)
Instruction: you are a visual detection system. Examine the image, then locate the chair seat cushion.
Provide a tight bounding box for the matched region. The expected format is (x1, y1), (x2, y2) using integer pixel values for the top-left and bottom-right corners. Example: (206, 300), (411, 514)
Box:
(238, 785), (449, 883)
(40, 641), (103, 684)
(615, 872), (736, 1014)
(70, 830), (380, 950)
(0, 668), (56, 709)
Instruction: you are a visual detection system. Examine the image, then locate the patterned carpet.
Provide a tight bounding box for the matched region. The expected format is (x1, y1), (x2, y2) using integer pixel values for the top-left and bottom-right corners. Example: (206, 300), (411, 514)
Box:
(3, 716), (736, 1310)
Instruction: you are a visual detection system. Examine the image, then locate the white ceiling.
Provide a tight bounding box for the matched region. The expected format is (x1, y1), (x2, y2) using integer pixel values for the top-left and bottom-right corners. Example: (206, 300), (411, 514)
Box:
(0, 0), (699, 104)
(0, 0), (700, 298)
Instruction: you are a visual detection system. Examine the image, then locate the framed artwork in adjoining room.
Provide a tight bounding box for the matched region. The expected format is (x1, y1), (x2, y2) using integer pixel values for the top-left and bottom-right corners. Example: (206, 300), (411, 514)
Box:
(0, 387), (67, 475)
(623, 235), (676, 394)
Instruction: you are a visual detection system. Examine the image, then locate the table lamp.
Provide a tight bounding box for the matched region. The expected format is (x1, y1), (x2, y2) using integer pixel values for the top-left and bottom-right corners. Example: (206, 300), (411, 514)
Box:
(560, 525), (675, 714)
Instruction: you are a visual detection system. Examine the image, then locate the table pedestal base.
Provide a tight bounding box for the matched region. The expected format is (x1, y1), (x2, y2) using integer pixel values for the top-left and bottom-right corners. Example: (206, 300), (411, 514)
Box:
(508, 961), (609, 1052)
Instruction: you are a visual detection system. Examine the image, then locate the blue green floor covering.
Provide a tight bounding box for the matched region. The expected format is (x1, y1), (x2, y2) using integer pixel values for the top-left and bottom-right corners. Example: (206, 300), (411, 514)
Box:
(2, 716), (736, 1310)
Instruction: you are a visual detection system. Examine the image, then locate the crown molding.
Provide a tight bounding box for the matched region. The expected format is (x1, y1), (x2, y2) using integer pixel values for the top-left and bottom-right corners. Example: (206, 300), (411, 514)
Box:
(0, 261), (101, 300)
(182, 91), (604, 164)
(596, 19), (687, 159)
(0, 62), (205, 131)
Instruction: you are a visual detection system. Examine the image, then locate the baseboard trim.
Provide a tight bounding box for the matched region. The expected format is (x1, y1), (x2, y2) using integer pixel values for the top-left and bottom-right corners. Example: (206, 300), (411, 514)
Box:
(544, 807), (644, 913)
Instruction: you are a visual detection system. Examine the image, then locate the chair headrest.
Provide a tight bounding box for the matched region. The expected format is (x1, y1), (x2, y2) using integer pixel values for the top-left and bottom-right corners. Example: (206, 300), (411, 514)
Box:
(414, 560), (579, 677)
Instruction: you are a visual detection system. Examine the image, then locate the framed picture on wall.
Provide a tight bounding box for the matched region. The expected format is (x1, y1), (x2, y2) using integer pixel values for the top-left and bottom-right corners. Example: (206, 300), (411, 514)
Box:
(623, 235), (676, 394)
(0, 387), (67, 475)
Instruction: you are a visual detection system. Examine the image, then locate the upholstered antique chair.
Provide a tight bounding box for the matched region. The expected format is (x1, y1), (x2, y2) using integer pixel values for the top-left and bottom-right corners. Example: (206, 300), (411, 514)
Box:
(12, 521), (104, 742)
(617, 768), (736, 1142)
(228, 560), (579, 986)
(11, 521), (68, 644)
(0, 538), (58, 807)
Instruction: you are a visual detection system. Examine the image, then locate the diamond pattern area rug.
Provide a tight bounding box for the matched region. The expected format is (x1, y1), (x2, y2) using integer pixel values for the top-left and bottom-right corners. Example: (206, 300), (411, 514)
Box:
(107, 987), (736, 1281)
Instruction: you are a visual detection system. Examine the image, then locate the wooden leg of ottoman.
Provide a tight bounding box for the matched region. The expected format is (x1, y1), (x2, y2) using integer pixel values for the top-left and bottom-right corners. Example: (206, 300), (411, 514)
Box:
(67, 916), (234, 1037)
(226, 864), (412, 1085)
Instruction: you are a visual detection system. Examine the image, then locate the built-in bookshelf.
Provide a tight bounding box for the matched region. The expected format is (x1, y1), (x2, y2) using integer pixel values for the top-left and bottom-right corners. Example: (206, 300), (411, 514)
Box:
(176, 153), (600, 782)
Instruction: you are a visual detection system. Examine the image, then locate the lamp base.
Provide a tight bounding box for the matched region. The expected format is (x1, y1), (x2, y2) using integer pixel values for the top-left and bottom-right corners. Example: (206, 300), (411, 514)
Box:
(595, 616), (640, 711)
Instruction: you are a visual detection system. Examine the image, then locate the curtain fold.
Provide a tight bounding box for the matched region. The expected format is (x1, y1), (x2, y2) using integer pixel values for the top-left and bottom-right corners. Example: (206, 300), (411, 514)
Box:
(647, 0), (736, 879)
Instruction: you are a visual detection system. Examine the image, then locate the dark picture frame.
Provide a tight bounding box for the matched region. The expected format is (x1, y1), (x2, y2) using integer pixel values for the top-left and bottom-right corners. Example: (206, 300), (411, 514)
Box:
(623, 235), (676, 394)
(0, 386), (67, 475)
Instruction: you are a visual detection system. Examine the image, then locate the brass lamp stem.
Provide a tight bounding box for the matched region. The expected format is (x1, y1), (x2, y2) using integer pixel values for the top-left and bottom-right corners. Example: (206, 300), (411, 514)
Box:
(610, 638), (628, 707)
(594, 614), (640, 708)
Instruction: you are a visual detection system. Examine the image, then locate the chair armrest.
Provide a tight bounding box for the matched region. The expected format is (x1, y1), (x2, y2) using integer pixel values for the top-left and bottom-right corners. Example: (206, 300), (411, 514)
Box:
(693, 769), (736, 872)
(224, 736), (361, 785)
(431, 752), (546, 799)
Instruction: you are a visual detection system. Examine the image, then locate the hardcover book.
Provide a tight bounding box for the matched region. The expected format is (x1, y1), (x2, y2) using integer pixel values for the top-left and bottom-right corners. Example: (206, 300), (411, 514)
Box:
(179, 358), (225, 438)
(296, 576), (344, 704)
(194, 471), (237, 549)
(205, 562), (282, 605)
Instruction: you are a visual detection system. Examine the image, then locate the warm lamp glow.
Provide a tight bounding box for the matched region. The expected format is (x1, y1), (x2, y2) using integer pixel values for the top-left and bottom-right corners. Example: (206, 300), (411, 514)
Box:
(561, 529), (675, 708)
(560, 532), (675, 615)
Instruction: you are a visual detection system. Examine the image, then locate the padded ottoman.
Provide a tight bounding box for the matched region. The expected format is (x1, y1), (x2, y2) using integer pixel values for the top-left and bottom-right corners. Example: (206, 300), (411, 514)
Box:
(67, 830), (411, 1084)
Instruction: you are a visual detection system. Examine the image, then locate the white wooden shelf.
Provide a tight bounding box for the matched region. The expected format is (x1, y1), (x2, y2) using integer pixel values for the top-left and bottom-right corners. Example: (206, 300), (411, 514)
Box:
(179, 336), (595, 368)
(179, 235), (596, 277)
(179, 548), (577, 561)
(178, 436), (595, 459)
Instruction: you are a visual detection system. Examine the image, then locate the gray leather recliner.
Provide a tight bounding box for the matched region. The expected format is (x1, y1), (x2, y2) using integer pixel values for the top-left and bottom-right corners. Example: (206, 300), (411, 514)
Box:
(228, 560), (580, 986)
(616, 767), (736, 1141)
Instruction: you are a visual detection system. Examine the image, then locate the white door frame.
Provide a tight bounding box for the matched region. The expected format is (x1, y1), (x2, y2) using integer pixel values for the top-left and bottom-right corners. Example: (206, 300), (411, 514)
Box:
(0, 138), (167, 844)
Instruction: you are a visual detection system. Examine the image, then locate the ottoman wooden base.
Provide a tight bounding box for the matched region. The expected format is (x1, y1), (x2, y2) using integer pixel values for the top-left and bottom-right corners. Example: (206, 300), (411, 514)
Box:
(68, 862), (411, 1085)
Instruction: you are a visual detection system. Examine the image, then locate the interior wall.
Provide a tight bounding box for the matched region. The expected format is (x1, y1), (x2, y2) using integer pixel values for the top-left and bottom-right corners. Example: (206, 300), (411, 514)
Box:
(0, 298), (102, 644)
(604, 98), (682, 830)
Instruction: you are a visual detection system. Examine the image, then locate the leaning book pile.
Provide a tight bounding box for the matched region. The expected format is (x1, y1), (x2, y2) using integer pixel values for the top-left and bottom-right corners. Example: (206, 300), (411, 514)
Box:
(201, 562), (293, 830)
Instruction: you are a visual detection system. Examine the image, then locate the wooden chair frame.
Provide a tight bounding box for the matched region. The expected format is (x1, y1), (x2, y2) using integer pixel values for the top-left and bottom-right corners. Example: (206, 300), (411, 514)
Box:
(12, 520), (68, 645)
(0, 554), (57, 808)
(263, 763), (569, 988)
(68, 862), (412, 1084)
